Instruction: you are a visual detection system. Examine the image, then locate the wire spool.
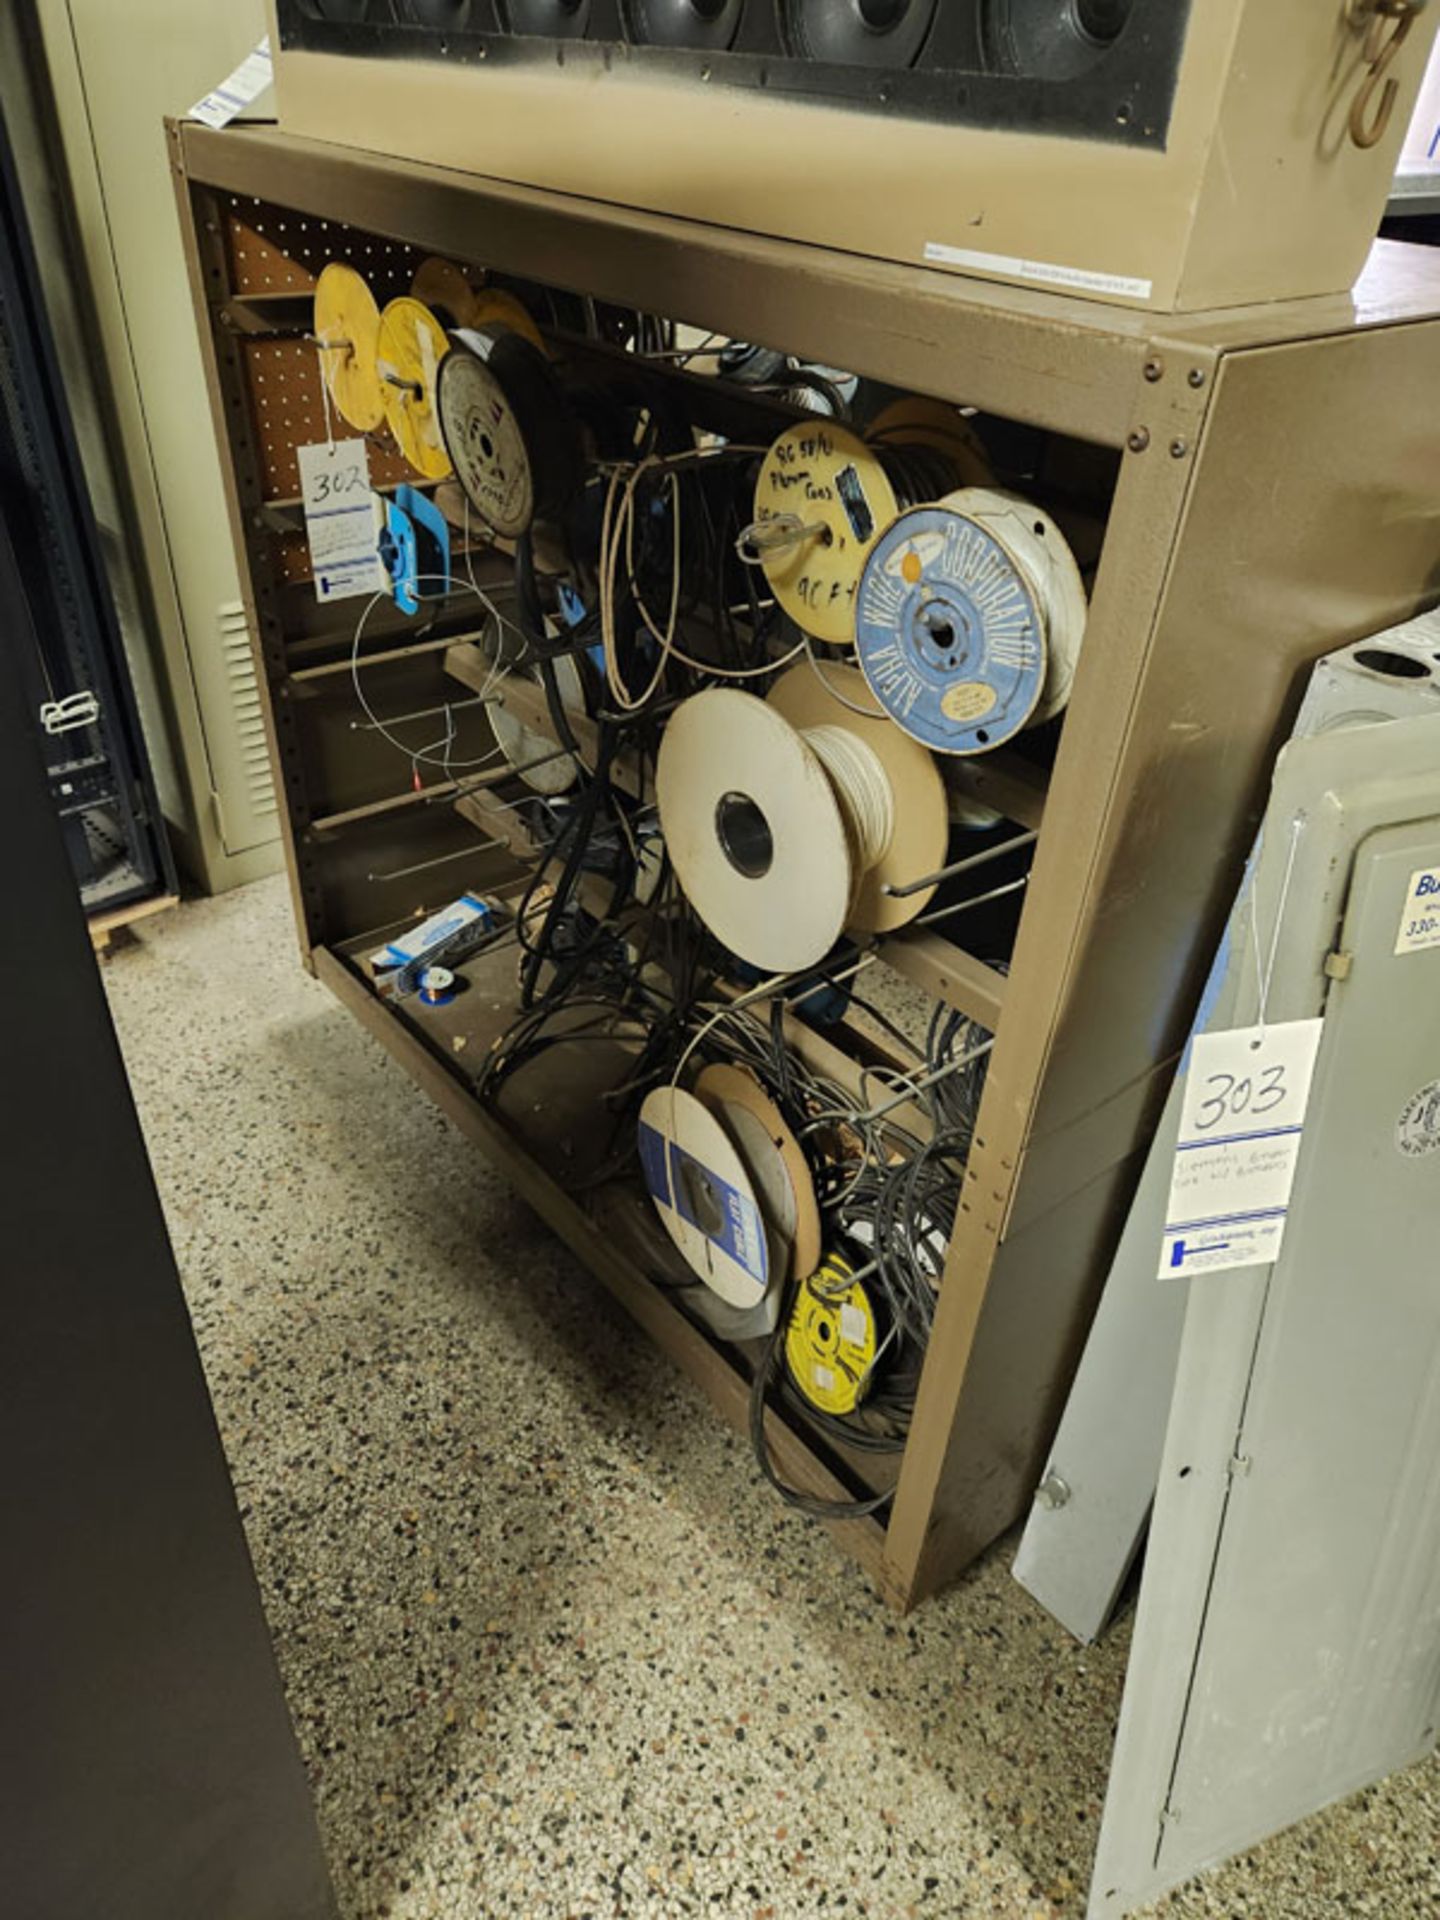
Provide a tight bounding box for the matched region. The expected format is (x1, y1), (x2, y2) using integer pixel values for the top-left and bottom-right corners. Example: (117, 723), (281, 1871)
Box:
(376, 297), (452, 480)
(468, 288), (548, 356)
(638, 1086), (771, 1307)
(411, 256), (481, 328)
(746, 422), (970, 645)
(866, 396), (995, 488)
(417, 965), (464, 1007)
(313, 263), (384, 433)
(437, 335), (582, 540)
(655, 662), (946, 970)
(951, 487), (1087, 725)
(784, 1253), (884, 1418)
(694, 1063), (822, 1282)
(478, 610), (589, 794)
(747, 422), (898, 646)
(855, 496), (1050, 755)
(768, 661), (946, 935)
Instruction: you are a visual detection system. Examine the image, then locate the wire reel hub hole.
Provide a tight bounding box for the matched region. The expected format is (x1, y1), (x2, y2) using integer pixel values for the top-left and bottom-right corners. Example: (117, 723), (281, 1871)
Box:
(716, 791), (776, 880)
(679, 1160), (725, 1238)
(914, 593), (979, 671)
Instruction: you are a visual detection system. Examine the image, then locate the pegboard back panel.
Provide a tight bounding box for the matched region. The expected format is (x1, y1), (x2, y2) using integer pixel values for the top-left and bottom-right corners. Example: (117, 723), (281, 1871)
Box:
(224, 197), (420, 298)
(244, 337), (415, 502)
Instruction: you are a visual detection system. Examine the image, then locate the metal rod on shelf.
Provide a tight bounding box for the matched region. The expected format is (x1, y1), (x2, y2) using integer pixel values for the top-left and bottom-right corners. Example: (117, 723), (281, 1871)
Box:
(445, 745), (577, 802)
(852, 1039), (996, 1126)
(883, 828), (1039, 899)
(366, 845), (484, 884)
(351, 694), (493, 732)
(915, 874), (1030, 928)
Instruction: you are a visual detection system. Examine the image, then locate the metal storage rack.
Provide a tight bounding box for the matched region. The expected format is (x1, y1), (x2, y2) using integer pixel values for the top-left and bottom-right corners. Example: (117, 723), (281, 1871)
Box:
(170, 115), (1440, 1610)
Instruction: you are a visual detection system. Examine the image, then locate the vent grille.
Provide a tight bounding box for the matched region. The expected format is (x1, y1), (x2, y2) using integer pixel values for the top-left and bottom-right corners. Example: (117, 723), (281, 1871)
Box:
(218, 601), (279, 824)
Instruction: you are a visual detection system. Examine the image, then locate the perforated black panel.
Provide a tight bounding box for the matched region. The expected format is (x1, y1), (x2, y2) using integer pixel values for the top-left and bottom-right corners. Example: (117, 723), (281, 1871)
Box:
(279, 0), (1193, 148)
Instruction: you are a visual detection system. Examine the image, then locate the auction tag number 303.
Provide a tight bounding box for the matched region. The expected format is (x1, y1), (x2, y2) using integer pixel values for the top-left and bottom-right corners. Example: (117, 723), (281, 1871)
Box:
(1160, 1018), (1325, 1281)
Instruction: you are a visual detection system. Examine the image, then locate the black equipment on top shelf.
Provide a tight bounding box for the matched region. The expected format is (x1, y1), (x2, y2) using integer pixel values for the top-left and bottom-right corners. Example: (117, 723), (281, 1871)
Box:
(0, 99), (174, 917)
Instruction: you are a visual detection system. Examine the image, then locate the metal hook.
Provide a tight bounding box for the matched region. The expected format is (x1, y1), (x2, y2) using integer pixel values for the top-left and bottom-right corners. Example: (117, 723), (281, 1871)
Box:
(1346, 0), (1425, 150)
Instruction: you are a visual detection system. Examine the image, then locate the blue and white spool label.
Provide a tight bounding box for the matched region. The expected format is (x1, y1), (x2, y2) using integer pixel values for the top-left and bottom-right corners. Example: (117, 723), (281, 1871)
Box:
(855, 507), (1046, 754)
(637, 1118), (769, 1297)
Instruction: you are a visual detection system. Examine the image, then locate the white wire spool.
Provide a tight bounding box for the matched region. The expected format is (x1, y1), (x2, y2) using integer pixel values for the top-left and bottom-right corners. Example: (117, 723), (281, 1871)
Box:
(655, 662), (946, 971)
(638, 1086), (771, 1307)
(949, 488), (1088, 725)
(476, 613), (588, 796)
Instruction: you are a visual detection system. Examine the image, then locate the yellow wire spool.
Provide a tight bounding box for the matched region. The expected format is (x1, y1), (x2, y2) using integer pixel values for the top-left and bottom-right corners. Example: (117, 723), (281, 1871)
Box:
(376, 297), (453, 480)
(468, 288), (547, 356)
(410, 256), (481, 329)
(313, 263), (384, 433)
(750, 422), (897, 647)
(784, 1253), (881, 1417)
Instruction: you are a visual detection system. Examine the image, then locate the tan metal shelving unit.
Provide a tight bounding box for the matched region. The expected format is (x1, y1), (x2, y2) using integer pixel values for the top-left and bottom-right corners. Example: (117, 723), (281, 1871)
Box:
(170, 115), (1440, 1609)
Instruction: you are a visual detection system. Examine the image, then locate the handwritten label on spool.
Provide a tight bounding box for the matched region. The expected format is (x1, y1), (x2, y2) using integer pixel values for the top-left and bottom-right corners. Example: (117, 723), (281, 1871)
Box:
(856, 505), (1047, 754)
(753, 424), (896, 647)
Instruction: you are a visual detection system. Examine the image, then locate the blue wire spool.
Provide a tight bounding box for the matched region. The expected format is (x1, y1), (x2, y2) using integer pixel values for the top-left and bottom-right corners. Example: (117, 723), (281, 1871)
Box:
(854, 504), (1049, 755)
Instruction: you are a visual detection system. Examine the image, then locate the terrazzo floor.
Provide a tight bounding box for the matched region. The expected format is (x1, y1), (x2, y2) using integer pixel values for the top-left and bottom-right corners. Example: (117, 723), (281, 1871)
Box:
(103, 876), (1440, 1920)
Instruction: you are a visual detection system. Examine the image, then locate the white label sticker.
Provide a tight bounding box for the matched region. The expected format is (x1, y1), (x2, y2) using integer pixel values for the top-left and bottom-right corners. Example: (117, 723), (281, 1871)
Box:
(1160, 1020), (1325, 1280)
(297, 440), (387, 603)
(1397, 1082), (1440, 1158)
(189, 36), (273, 131)
(812, 1365), (836, 1393)
(839, 1303), (868, 1348)
(1395, 867), (1440, 955)
(923, 241), (1153, 303)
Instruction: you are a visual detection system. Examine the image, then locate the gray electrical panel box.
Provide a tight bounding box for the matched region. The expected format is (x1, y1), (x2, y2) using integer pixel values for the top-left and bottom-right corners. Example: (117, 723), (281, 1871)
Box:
(1013, 613), (1440, 1915)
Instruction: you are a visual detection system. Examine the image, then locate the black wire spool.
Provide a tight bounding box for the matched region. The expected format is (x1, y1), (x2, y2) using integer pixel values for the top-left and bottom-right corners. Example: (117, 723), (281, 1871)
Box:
(623, 0), (744, 46)
(496, 0), (592, 33)
(436, 332), (584, 540)
(980, 0), (1135, 79)
(875, 439), (966, 508)
(778, 0), (939, 67)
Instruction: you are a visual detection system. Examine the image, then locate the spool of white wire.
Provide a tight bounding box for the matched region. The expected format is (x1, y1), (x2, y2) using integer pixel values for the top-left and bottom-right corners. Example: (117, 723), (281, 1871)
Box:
(656, 663), (946, 971)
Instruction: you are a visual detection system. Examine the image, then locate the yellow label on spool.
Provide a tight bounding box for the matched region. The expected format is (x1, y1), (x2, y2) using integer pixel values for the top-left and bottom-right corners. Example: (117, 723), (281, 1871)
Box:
(941, 681), (998, 724)
(784, 1253), (879, 1417)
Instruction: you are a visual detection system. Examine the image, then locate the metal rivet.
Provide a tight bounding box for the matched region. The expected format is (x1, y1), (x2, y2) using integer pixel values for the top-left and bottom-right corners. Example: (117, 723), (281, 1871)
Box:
(1127, 428), (1150, 453)
(1036, 1472), (1072, 1512)
(1170, 438), (1189, 459)
(1143, 358), (1163, 382)
(1187, 368), (1207, 389)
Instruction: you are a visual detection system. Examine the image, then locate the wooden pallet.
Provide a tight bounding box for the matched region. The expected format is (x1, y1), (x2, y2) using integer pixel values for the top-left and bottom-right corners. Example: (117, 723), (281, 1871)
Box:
(88, 892), (179, 958)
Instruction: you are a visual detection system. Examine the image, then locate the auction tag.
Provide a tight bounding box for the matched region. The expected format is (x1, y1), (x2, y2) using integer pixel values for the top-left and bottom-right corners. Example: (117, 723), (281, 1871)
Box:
(189, 36), (273, 131)
(297, 440), (387, 603)
(1395, 866), (1440, 956)
(1160, 1019), (1325, 1279)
